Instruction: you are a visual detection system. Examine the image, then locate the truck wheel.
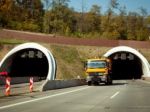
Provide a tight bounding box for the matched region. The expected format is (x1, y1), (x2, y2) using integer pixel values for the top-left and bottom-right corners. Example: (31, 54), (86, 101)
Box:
(106, 76), (113, 85)
(108, 80), (113, 85)
(108, 77), (113, 85)
(88, 81), (92, 86)
(105, 82), (109, 85)
(94, 81), (99, 86)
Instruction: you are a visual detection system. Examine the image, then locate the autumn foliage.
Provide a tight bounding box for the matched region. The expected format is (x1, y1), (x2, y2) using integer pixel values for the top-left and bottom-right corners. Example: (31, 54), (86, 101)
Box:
(0, 0), (150, 40)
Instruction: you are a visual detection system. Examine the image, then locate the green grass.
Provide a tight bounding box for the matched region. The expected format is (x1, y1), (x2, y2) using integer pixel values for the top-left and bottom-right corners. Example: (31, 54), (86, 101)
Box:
(0, 38), (27, 45)
(52, 45), (79, 63)
(50, 45), (84, 79)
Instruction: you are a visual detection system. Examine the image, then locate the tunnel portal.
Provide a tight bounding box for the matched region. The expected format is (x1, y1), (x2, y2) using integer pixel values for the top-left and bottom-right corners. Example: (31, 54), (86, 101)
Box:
(109, 52), (142, 79)
(103, 46), (150, 80)
(9, 49), (49, 78)
(0, 43), (56, 80)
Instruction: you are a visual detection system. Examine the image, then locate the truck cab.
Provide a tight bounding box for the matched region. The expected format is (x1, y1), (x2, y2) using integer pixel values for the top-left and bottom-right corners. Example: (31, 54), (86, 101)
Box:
(85, 58), (112, 85)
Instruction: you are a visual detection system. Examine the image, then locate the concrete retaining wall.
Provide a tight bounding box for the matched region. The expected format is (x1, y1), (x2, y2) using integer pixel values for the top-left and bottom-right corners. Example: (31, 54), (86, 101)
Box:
(40, 79), (86, 91)
(142, 77), (150, 81)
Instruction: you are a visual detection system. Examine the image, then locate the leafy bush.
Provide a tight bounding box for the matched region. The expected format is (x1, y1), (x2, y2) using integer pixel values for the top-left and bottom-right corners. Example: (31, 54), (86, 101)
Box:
(136, 29), (149, 41)
(102, 30), (120, 40)
(22, 21), (40, 32)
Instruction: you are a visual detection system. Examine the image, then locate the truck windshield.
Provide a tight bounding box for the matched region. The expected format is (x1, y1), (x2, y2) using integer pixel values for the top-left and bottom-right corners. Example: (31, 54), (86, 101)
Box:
(87, 61), (106, 68)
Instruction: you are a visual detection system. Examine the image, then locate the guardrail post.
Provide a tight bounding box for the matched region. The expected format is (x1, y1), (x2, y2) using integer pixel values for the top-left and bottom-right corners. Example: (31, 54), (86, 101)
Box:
(5, 77), (11, 96)
(29, 77), (33, 92)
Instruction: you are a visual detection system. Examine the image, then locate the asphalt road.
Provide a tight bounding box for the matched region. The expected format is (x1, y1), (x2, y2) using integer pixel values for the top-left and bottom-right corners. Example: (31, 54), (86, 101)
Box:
(0, 80), (150, 112)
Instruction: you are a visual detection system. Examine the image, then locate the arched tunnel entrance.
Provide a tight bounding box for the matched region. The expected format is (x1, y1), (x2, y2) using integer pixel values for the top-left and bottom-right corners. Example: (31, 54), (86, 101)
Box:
(9, 48), (49, 78)
(0, 43), (56, 81)
(103, 46), (150, 80)
(109, 52), (142, 79)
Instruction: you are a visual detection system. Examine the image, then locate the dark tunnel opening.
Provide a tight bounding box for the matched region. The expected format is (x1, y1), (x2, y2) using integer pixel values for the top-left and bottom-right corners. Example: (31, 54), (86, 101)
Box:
(8, 49), (48, 78)
(109, 52), (143, 80)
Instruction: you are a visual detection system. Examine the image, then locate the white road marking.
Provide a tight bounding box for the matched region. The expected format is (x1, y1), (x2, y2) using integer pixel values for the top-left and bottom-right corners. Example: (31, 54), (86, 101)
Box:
(110, 91), (120, 99)
(0, 86), (90, 110)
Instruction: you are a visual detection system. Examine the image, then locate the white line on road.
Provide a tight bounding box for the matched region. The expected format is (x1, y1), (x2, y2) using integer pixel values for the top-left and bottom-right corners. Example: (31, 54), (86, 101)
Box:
(0, 86), (90, 110)
(110, 91), (120, 99)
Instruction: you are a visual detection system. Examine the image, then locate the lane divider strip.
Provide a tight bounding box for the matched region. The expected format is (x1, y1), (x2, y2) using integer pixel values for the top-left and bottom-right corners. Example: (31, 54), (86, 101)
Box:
(110, 91), (120, 99)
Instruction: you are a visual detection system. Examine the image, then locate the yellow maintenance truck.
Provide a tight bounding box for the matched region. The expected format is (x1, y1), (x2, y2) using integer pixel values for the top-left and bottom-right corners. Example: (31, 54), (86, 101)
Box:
(84, 58), (112, 85)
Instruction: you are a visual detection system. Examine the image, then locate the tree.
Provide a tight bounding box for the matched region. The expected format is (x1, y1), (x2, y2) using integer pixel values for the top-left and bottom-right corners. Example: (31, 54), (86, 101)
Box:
(136, 7), (149, 40)
(86, 5), (101, 32)
(117, 6), (127, 39)
(43, 0), (76, 34)
(127, 12), (138, 40)
(0, 0), (14, 27)
(110, 0), (119, 9)
(102, 0), (120, 39)
(0, 0), (44, 31)
(139, 7), (147, 17)
(90, 4), (101, 15)
(50, 0), (70, 8)
(0, 0), (149, 40)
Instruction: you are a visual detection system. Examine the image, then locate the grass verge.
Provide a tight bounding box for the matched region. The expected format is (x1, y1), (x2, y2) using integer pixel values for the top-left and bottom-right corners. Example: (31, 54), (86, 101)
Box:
(50, 44), (85, 79)
(0, 38), (27, 45)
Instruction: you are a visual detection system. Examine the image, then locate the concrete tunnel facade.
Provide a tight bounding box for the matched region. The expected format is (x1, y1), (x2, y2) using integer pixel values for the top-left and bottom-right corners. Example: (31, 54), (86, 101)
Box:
(0, 43), (56, 80)
(1, 43), (150, 81)
(103, 46), (150, 79)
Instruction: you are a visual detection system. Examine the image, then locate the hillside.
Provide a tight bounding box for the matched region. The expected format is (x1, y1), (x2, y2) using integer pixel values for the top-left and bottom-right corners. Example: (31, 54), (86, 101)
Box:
(0, 29), (150, 48)
(1, 29), (150, 79)
(0, 41), (150, 79)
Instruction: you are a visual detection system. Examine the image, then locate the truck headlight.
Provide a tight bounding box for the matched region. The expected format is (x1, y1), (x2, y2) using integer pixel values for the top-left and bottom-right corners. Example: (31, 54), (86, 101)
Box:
(102, 75), (106, 78)
(98, 73), (103, 76)
(87, 76), (90, 79)
(103, 73), (108, 75)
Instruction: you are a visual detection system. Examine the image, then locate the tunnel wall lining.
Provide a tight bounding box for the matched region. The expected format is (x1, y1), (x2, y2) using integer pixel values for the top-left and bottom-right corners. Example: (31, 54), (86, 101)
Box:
(0, 43), (56, 80)
(103, 46), (150, 77)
